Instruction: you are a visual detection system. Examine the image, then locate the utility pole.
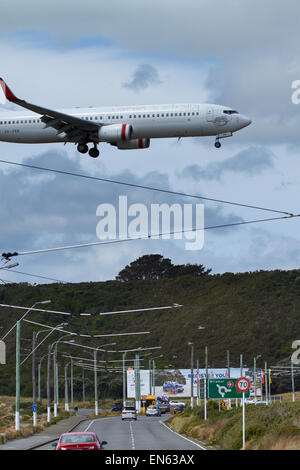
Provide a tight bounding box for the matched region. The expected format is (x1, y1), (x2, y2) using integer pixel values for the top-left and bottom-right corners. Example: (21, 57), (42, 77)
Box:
(196, 359), (200, 406)
(189, 342), (194, 409)
(71, 358), (74, 409)
(82, 367), (85, 402)
(94, 350), (98, 415)
(135, 354), (141, 413)
(64, 363), (70, 411)
(32, 331), (37, 426)
(264, 362), (268, 405)
(227, 350), (230, 378)
(47, 345), (51, 422)
(152, 360), (156, 396)
(204, 346), (208, 420)
(291, 357), (295, 402)
(123, 352), (127, 407)
(15, 321), (21, 431)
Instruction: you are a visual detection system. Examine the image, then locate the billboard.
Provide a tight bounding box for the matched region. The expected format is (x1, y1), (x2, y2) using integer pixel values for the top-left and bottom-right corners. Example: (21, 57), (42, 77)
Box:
(127, 367), (260, 398)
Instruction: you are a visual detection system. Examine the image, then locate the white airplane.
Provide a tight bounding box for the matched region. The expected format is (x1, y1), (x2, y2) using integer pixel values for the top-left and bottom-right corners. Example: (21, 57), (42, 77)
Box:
(0, 78), (251, 158)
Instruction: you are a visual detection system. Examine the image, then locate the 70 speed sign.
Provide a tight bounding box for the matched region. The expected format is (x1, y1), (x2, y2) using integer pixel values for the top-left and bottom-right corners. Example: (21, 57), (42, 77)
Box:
(236, 377), (251, 393)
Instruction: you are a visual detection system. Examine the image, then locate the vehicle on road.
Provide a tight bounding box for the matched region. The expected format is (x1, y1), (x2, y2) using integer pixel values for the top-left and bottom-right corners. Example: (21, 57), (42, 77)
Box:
(157, 403), (170, 414)
(110, 402), (123, 412)
(53, 432), (107, 451)
(122, 406), (137, 420)
(169, 400), (187, 408)
(173, 404), (185, 414)
(146, 405), (161, 417)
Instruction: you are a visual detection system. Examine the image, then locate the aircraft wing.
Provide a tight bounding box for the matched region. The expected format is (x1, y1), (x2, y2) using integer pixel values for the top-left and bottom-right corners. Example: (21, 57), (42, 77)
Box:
(0, 78), (102, 142)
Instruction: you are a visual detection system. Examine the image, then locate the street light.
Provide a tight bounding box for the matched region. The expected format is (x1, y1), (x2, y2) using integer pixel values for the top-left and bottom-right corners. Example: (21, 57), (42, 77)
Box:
(254, 355), (262, 404)
(188, 342), (194, 409)
(2, 300), (51, 341)
(13, 300), (51, 431)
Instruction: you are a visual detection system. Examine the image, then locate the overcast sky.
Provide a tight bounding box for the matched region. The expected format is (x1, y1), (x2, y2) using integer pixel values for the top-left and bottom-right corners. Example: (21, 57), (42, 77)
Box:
(1, 0), (300, 284)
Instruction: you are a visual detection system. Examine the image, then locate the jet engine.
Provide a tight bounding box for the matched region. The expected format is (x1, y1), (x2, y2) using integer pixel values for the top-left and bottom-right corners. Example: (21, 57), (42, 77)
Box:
(114, 138), (150, 150)
(98, 124), (133, 142)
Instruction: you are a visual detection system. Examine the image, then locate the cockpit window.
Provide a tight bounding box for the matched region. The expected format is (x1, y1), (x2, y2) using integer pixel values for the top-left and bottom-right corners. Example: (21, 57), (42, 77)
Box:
(223, 110), (238, 114)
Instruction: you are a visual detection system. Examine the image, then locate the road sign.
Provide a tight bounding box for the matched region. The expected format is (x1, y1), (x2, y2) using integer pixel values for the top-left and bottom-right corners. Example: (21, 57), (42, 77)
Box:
(236, 377), (251, 393)
(208, 378), (250, 399)
(32, 403), (38, 413)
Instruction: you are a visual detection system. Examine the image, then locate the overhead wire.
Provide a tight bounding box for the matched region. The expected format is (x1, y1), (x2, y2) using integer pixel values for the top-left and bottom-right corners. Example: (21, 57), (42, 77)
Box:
(1, 213), (298, 259)
(0, 159), (295, 216)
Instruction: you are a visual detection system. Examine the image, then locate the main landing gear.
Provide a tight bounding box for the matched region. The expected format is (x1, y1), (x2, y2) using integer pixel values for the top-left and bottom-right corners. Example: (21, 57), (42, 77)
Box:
(77, 143), (100, 158)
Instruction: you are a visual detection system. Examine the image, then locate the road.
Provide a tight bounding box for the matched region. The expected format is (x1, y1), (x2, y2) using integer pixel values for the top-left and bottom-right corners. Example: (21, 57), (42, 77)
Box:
(36, 415), (205, 450)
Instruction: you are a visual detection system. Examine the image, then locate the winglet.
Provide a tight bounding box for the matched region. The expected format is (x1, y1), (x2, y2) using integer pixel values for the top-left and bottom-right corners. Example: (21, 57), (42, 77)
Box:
(0, 78), (18, 103)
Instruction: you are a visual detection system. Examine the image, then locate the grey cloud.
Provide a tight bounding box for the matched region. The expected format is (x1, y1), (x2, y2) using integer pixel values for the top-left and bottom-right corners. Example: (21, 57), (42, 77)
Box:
(123, 64), (162, 92)
(0, 149), (245, 282)
(179, 146), (274, 181)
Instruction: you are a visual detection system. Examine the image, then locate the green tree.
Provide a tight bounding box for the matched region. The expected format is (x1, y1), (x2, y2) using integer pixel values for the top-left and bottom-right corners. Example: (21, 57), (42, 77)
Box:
(116, 254), (173, 281)
(116, 254), (211, 281)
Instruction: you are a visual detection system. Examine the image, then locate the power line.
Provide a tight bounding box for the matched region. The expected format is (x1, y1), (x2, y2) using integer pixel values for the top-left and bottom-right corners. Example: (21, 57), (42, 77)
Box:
(0, 159), (294, 216)
(1, 213), (298, 260)
(1, 268), (67, 283)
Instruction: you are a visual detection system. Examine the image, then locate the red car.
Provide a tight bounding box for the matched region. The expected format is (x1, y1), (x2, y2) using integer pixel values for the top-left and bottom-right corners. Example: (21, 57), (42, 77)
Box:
(53, 432), (107, 451)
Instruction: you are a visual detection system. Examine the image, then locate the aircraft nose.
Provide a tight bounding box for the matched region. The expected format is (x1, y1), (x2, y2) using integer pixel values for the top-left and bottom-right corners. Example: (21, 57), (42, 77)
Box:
(239, 115), (252, 128)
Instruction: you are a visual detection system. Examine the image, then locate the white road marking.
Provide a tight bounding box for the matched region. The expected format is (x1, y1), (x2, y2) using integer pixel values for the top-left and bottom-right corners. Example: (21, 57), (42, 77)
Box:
(129, 421), (135, 450)
(159, 420), (207, 450)
(84, 419), (95, 432)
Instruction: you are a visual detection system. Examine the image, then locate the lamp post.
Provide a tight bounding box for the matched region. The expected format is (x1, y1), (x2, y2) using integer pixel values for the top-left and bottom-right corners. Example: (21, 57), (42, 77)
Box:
(1, 300), (51, 341)
(15, 320), (21, 431)
(12, 301), (51, 431)
(52, 333), (74, 417)
(188, 342), (194, 409)
(38, 352), (48, 402)
(254, 355), (261, 404)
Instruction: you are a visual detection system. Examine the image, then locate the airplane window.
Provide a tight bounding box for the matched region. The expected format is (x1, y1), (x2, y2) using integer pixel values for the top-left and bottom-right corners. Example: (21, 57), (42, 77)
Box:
(108, 116), (111, 119)
(152, 114), (155, 117)
(223, 110), (238, 114)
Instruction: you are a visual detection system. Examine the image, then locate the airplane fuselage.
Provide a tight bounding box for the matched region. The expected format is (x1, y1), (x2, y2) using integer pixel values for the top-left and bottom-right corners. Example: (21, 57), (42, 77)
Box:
(0, 103), (251, 145)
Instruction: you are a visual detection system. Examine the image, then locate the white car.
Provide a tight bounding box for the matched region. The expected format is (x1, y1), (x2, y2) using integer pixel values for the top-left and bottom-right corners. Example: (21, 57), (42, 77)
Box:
(146, 406), (161, 417)
(122, 406), (137, 420)
(169, 400), (187, 407)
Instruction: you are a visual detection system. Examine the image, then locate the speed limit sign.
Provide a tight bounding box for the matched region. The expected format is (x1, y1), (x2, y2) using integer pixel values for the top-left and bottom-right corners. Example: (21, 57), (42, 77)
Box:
(236, 377), (251, 393)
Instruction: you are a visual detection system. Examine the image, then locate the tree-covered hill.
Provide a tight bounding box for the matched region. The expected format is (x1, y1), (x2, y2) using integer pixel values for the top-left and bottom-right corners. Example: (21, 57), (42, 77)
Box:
(0, 267), (300, 397)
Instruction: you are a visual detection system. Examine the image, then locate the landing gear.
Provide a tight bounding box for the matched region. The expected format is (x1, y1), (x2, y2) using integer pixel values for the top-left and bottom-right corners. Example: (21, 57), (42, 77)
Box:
(77, 143), (100, 158)
(77, 143), (89, 154)
(89, 146), (100, 158)
(214, 132), (233, 148)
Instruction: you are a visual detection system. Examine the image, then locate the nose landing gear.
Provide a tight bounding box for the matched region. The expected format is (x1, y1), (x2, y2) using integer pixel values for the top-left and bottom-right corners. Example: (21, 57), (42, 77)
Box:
(214, 132), (233, 148)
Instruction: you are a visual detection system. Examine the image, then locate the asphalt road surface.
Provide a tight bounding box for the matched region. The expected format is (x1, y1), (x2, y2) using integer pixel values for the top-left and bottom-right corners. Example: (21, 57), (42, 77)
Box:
(36, 415), (205, 451)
